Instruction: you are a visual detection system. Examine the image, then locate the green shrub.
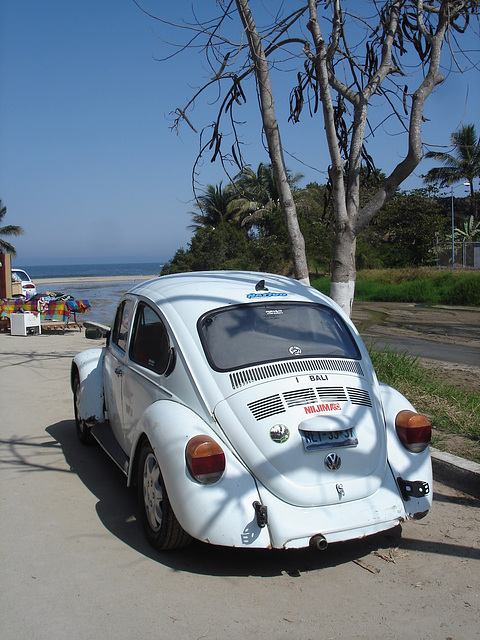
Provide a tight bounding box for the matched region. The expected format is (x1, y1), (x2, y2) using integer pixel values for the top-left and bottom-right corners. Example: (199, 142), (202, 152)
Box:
(312, 268), (480, 306)
(309, 276), (330, 296)
(369, 346), (480, 444)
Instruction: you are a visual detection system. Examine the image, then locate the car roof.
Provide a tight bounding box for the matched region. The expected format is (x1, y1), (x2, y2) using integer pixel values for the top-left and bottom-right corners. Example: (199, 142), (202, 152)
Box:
(127, 271), (336, 320)
(124, 272), (366, 375)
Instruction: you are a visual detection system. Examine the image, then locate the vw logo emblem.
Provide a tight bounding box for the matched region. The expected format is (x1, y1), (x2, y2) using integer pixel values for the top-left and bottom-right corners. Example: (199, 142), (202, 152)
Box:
(324, 452), (342, 471)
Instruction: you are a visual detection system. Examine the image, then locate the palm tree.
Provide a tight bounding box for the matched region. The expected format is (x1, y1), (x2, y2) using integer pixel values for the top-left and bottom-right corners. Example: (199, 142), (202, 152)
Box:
(423, 124), (480, 210)
(187, 183), (236, 230)
(0, 201), (24, 257)
(230, 163), (303, 232)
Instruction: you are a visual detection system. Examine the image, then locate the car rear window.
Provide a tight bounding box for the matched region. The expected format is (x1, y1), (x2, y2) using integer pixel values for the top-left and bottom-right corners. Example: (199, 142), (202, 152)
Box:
(198, 302), (360, 371)
(12, 270), (30, 281)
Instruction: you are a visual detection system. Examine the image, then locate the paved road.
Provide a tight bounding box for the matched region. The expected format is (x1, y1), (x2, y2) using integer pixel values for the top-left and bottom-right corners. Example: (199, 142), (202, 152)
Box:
(1, 331), (479, 640)
(363, 333), (480, 366)
(352, 301), (480, 367)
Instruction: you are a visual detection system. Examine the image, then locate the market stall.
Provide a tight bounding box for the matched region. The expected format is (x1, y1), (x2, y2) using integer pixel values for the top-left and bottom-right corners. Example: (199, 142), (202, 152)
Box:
(0, 297), (92, 333)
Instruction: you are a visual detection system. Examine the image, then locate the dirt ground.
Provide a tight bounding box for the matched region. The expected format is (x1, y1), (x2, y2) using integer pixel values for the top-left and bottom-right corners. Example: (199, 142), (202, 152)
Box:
(352, 301), (480, 391)
(352, 302), (480, 462)
(0, 329), (479, 640)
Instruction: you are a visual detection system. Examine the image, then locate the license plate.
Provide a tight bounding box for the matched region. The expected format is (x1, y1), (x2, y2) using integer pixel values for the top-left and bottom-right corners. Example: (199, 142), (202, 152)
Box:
(300, 427), (358, 451)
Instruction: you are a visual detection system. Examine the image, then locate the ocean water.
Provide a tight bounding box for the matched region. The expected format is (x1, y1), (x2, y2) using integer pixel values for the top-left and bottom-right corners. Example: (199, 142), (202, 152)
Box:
(18, 262), (162, 279)
(37, 281), (139, 326)
(16, 262), (163, 327)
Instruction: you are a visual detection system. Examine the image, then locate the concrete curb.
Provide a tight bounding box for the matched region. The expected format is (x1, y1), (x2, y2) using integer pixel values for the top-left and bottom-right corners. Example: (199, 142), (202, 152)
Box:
(431, 447), (480, 499)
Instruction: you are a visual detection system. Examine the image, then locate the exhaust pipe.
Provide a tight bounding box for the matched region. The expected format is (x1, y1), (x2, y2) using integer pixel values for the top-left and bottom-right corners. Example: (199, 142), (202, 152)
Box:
(310, 534), (328, 551)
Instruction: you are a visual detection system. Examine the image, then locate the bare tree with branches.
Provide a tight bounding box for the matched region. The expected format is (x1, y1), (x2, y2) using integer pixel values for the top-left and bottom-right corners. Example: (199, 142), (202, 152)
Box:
(140, 0), (479, 316)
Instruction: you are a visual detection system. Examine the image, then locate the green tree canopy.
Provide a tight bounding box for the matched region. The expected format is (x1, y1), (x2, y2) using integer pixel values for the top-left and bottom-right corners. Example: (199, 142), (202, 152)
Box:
(360, 189), (449, 268)
(163, 173), (454, 275)
(229, 163), (303, 235)
(423, 125), (480, 204)
(187, 183), (236, 231)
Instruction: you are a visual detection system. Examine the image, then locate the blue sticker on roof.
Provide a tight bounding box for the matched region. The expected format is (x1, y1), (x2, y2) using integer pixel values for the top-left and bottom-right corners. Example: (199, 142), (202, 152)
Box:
(246, 292), (288, 299)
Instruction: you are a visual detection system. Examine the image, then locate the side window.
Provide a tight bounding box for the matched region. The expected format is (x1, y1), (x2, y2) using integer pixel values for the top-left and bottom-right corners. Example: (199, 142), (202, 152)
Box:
(130, 303), (171, 375)
(111, 299), (134, 352)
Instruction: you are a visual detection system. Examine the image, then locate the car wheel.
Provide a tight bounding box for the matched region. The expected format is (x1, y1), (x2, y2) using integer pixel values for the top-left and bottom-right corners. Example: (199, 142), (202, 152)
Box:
(137, 440), (192, 550)
(73, 374), (93, 445)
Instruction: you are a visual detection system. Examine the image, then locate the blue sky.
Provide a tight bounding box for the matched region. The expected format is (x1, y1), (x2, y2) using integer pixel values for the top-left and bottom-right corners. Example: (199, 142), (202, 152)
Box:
(1, 1), (478, 267)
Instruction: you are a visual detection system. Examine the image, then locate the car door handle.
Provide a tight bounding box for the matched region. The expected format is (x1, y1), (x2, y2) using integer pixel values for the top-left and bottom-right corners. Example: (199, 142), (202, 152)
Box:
(114, 367), (123, 376)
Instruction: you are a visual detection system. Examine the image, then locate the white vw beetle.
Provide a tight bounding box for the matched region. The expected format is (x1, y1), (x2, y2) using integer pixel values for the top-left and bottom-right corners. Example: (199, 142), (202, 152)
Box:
(71, 271), (432, 551)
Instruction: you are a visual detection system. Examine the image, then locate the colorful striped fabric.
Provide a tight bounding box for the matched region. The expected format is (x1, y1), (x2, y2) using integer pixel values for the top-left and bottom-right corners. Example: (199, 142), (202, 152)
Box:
(0, 299), (91, 322)
(0, 300), (41, 317)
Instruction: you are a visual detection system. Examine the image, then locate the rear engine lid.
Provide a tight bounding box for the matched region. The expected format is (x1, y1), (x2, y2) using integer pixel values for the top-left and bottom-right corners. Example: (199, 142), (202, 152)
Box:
(214, 372), (387, 507)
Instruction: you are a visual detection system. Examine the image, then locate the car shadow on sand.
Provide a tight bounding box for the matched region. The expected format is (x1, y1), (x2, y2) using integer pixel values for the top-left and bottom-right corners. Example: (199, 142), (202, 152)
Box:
(46, 420), (479, 577)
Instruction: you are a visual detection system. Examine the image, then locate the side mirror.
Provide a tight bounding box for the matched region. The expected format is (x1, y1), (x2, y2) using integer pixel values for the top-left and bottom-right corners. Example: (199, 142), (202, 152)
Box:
(84, 322), (110, 341)
(85, 327), (105, 340)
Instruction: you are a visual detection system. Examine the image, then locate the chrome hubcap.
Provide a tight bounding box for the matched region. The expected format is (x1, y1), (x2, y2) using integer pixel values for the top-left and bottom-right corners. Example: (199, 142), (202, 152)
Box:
(143, 453), (163, 532)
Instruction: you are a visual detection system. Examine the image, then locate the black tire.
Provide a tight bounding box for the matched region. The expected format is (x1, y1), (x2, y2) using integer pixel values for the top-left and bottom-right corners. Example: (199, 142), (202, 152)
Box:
(137, 439), (192, 551)
(73, 374), (93, 445)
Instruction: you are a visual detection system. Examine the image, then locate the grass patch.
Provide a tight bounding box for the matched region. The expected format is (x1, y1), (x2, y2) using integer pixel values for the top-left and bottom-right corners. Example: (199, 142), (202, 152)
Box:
(310, 276), (330, 296)
(369, 346), (480, 463)
(310, 268), (480, 306)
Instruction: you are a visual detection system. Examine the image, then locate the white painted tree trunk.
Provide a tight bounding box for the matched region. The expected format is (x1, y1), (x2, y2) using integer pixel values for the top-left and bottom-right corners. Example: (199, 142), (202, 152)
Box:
(330, 226), (357, 317)
(330, 280), (356, 317)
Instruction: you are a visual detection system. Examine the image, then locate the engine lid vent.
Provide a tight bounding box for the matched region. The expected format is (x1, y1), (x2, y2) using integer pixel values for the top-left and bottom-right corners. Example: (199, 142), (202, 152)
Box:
(247, 394), (285, 421)
(316, 386), (348, 402)
(283, 388), (317, 407)
(347, 387), (372, 406)
(229, 358), (364, 390)
(247, 386), (372, 421)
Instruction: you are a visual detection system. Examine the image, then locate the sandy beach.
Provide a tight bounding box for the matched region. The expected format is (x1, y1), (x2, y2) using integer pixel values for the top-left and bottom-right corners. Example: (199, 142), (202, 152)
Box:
(31, 274), (160, 326)
(36, 274), (159, 285)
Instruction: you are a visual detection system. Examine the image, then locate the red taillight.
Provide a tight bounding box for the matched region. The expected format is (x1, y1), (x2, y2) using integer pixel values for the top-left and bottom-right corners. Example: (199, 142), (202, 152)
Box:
(24, 284), (34, 289)
(395, 410), (431, 453)
(186, 435), (225, 484)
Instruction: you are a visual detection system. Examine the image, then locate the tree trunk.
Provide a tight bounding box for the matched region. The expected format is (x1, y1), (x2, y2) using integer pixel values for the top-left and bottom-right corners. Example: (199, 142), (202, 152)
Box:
(307, 0), (353, 314)
(236, 0), (309, 283)
(330, 224), (357, 317)
(305, 0), (450, 316)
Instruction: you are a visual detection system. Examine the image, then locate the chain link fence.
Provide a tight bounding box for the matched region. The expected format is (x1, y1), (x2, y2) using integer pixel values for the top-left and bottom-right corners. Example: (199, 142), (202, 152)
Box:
(436, 240), (480, 269)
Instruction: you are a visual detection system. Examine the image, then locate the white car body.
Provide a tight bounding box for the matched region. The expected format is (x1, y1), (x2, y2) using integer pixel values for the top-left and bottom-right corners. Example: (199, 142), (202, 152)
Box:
(71, 271), (432, 551)
(11, 268), (37, 298)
